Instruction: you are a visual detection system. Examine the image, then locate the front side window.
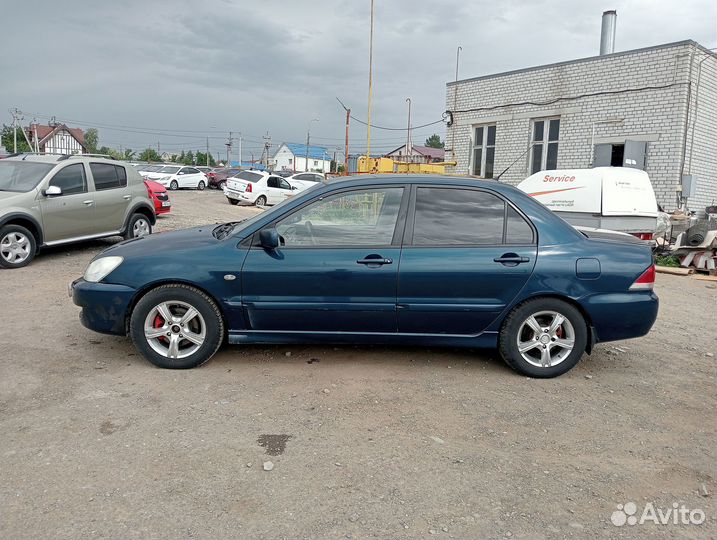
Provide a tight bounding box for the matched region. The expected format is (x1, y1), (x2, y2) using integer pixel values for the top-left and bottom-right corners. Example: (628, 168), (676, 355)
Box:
(530, 118), (560, 174)
(90, 163), (127, 191)
(50, 163), (87, 195)
(471, 124), (496, 178)
(276, 188), (404, 247)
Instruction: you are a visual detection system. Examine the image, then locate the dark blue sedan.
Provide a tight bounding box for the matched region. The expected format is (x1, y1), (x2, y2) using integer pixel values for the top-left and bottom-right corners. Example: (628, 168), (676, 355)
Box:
(71, 175), (658, 377)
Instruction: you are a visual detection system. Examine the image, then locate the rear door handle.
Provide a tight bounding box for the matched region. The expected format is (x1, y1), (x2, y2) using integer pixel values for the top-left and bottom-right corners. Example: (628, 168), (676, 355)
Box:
(494, 253), (530, 265)
(123, 194), (131, 200)
(357, 257), (393, 265)
(82, 200), (94, 206)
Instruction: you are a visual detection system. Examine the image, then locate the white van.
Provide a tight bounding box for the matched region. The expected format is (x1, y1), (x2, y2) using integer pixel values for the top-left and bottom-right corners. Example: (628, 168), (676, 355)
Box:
(517, 167), (658, 241)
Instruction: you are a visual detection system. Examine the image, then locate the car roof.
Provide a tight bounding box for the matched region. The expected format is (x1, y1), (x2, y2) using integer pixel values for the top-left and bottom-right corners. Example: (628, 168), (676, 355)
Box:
(3, 153), (125, 166)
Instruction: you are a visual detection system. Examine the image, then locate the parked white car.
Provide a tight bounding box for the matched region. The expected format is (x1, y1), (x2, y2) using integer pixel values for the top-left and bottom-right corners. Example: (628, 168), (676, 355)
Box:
(145, 165), (207, 191)
(224, 170), (297, 206)
(286, 172), (326, 191)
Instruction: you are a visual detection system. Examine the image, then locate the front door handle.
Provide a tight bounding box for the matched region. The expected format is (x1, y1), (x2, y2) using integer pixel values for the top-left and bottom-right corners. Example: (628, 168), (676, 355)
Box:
(82, 200), (94, 206)
(357, 257), (393, 265)
(123, 194), (131, 200)
(494, 253), (530, 265)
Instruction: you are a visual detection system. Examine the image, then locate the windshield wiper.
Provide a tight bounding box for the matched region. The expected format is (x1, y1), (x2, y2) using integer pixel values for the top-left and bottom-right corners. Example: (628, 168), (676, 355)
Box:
(212, 220), (247, 239)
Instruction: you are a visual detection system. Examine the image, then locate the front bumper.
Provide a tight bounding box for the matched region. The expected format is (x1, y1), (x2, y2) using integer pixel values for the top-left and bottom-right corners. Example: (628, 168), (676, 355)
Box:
(70, 278), (137, 336)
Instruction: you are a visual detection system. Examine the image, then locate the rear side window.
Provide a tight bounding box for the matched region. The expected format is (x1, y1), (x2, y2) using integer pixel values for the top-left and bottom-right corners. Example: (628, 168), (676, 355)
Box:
(90, 163), (128, 191)
(411, 187), (534, 245)
(49, 164), (87, 195)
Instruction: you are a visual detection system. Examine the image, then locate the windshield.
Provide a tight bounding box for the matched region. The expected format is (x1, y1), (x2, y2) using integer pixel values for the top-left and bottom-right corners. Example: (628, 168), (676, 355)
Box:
(233, 171), (262, 182)
(0, 161), (54, 192)
(159, 166), (180, 174)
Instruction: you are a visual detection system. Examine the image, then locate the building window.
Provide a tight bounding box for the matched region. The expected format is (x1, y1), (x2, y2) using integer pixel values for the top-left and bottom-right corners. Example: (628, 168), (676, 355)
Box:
(288, 158), (292, 164)
(530, 118), (560, 174)
(471, 125), (496, 178)
(313, 160), (318, 166)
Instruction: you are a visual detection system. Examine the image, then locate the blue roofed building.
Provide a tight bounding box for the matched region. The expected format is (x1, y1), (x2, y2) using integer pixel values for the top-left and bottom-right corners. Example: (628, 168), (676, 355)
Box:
(273, 143), (332, 173)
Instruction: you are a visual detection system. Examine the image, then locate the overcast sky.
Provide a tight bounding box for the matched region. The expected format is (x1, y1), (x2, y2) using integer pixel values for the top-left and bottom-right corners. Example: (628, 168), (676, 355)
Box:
(1, 0), (714, 159)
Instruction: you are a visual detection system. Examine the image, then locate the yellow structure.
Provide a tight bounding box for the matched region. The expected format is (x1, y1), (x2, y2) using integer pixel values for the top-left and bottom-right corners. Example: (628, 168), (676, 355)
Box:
(357, 156), (454, 175)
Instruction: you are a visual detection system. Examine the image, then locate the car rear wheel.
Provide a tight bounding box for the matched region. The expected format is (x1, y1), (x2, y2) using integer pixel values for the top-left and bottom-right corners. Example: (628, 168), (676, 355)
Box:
(227, 198), (239, 205)
(0, 224), (36, 269)
(498, 298), (587, 378)
(197, 180), (206, 190)
(218, 181), (226, 190)
(129, 284), (225, 369)
(255, 195), (267, 207)
(169, 180), (179, 190)
(124, 213), (152, 240)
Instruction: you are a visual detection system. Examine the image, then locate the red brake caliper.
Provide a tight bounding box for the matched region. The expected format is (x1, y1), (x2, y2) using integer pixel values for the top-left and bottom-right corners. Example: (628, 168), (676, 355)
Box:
(154, 314), (168, 343)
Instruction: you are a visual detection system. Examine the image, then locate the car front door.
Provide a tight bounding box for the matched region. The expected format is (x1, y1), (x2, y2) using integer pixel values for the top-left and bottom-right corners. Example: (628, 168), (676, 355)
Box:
(240, 186), (407, 332)
(88, 162), (130, 233)
(39, 163), (97, 242)
(397, 186), (537, 335)
(265, 176), (284, 204)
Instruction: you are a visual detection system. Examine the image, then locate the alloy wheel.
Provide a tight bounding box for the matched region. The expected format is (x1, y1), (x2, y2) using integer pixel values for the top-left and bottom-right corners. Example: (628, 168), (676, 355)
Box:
(516, 310), (575, 368)
(143, 301), (207, 359)
(0, 232), (31, 264)
(133, 218), (151, 238)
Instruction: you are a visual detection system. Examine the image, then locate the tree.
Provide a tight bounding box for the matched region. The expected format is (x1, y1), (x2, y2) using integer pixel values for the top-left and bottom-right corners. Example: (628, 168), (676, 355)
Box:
(195, 151), (216, 167)
(122, 148), (135, 161)
(137, 148), (162, 162)
(1, 124), (31, 153)
(424, 134), (444, 149)
(84, 128), (99, 153)
(185, 151), (194, 165)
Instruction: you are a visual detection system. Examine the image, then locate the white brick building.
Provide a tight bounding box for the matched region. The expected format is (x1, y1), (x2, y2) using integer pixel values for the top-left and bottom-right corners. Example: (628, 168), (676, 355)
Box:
(445, 40), (716, 212)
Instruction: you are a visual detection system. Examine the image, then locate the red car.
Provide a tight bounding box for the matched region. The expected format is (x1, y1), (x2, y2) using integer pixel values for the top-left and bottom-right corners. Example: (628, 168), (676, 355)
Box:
(144, 179), (171, 215)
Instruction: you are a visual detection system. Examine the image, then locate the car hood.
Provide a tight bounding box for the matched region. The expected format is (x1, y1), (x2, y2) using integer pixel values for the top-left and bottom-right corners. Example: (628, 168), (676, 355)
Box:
(101, 225), (220, 258)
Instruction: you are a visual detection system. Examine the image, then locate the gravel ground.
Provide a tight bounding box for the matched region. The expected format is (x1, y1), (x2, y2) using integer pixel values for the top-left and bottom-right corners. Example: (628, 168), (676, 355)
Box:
(1, 188), (715, 539)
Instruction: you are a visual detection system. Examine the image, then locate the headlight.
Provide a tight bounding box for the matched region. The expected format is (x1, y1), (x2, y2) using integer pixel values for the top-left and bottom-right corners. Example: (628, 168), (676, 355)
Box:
(160, 175), (171, 182)
(84, 256), (124, 283)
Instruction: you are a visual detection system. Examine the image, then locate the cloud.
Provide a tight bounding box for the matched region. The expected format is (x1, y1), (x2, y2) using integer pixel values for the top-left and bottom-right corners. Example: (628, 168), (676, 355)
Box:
(1, 0), (714, 155)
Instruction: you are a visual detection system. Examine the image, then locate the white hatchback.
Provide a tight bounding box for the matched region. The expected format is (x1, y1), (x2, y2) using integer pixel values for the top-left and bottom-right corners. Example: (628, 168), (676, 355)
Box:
(224, 170), (297, 206)
(286, 172), (326, 192)
(145, 165), (207, 191)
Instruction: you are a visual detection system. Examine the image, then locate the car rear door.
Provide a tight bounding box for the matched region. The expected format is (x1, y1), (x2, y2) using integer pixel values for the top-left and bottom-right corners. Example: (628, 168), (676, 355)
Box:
(240, 185), (408, 332)
(39, 163), (97, 242)
(397, 185), (537, 335)
(88, 162), (131, 233)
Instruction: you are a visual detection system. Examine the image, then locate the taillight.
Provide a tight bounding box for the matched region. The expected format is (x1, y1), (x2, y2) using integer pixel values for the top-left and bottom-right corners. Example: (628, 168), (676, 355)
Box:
(630, 232), (654, 241)
(629, 264), (656, 291)
(245, 183), (252, 193)
(144, 182), (152, 197)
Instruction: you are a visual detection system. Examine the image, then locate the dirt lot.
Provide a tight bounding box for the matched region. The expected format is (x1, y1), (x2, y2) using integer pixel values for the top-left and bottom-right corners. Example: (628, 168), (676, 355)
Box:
(1, 189), (715, 539)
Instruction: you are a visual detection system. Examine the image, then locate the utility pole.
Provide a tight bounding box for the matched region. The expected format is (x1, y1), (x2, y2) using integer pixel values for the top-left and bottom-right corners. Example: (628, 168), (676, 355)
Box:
(450, 45), (462, 162)
(305, 119), (318, 171)
(405, 98), (412, 162)
(226, 131), (233, 166)
(206, 137), (209, 166)
(262, 132), (272, 169)
(238, 133), (243, 167)
(157, 141), (160, 156)
(366, 0), (375, 159)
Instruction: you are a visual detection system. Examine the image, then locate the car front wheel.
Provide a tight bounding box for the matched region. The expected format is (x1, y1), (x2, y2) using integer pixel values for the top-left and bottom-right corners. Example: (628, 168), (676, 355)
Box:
(129, 284), (225, 369)
(169, 180), (179, 190)
(498, 298), (587, 378)
(0, 224), (36, 269)
(124, 213), (152, 240)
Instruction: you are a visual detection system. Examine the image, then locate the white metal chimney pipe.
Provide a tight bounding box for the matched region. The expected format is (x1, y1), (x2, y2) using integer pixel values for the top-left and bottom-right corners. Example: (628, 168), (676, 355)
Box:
(600, 10), (617, 55)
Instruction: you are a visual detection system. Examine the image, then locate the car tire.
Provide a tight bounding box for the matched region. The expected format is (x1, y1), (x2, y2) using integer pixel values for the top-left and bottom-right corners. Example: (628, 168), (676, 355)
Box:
(255, 195), (267, 207)
(218, 181), (226, 190)
(498, 297), (587, 378)
(197, 180), (206, 190)
(227, 198), (239, 205)
(169, 180), (179, 190)
(0, 224), (37, 269)
(129, 284), (225, 369)
(124, 213), (152, 240)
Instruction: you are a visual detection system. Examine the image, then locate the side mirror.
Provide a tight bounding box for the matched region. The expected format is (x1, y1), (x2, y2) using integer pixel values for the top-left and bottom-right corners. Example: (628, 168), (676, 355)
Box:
(259, 228), (280, 250)
(291, 185), (298, 190)
(44, 185), (62, 197)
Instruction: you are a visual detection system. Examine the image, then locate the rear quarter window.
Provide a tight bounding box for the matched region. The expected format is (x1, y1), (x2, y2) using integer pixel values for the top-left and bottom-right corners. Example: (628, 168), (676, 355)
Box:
(90, 163), (128, 191)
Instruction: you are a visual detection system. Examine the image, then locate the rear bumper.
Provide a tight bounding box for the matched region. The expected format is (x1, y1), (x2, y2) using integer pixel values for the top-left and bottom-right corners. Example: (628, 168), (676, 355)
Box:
(581, 291), (659, 343)
(70, 278), (136, 336)
(223, 187), (255, 204)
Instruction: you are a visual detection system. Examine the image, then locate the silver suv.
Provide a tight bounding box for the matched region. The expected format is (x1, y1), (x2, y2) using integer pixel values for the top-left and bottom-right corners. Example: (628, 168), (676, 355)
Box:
(0, 153), (156, 268)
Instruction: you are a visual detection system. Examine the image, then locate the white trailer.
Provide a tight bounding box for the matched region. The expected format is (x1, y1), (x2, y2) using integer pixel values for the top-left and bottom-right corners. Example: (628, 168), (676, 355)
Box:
(517, 167), (658, 241)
